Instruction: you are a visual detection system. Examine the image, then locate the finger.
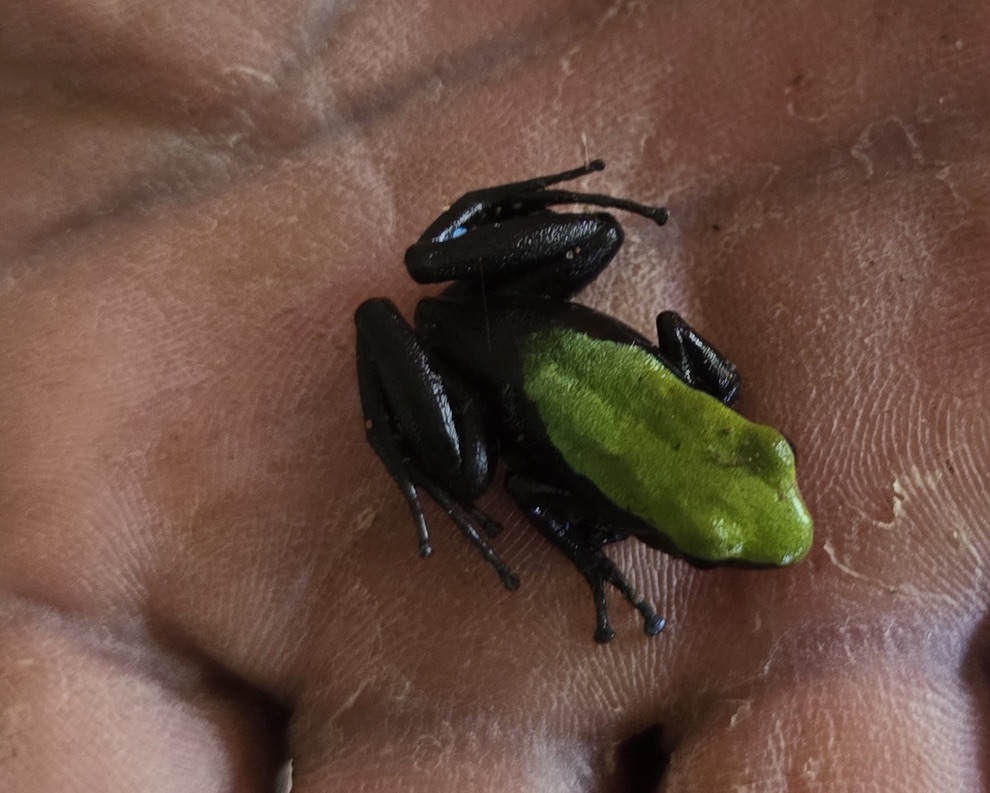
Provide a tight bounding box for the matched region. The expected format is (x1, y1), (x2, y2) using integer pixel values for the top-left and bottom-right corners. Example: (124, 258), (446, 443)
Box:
(0, 599), (286, 791)
(659, 667), (985, 791)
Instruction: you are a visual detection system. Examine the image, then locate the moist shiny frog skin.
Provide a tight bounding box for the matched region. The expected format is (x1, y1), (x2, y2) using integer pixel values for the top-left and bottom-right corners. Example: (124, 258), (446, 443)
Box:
(355, 160), (813, 642)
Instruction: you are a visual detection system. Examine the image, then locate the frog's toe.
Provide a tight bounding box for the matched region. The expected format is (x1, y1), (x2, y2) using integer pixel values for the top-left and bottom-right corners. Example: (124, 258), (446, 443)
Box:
(500, 570), (521, 591)
(644, 614), (666, 636)
(595, 624), (617, 644)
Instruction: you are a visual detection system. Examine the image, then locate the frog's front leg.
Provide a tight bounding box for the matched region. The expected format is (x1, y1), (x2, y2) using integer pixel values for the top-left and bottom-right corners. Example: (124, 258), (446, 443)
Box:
(505, 474), (665, 643)
(355, 298), (519, 590)
(656, 310), (741, 405)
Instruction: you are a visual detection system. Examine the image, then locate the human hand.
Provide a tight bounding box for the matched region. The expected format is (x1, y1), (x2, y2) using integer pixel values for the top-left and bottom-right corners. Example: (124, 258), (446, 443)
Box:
(2, 1), (988, 790)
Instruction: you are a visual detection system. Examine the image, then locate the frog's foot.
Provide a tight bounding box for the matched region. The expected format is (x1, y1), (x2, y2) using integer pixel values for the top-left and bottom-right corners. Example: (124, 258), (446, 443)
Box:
(589, 562), (666, 643)
(415, 475), (519, 591)
(506, 475), (665, 642)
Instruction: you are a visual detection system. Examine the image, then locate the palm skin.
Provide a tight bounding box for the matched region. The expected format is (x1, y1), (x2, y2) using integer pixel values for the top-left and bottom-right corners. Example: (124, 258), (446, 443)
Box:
(1, 1), (989, 790)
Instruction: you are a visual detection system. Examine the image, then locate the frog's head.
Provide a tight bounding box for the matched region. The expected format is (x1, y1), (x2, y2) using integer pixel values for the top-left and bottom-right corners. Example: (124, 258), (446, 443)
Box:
(617, 416), (814, 568)
(682, 427), (814, 567)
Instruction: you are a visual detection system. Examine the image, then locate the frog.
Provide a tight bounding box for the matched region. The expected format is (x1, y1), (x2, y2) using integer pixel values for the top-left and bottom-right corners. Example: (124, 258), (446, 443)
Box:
(354, 160), (813, 643)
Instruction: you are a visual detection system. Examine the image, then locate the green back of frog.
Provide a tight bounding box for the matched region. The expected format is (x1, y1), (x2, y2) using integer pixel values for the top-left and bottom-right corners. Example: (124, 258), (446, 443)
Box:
(522, 328), (813, 565)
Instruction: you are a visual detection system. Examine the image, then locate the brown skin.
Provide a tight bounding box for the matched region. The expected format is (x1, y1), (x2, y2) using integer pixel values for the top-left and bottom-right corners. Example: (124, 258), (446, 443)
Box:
(1, 1), (989, 790)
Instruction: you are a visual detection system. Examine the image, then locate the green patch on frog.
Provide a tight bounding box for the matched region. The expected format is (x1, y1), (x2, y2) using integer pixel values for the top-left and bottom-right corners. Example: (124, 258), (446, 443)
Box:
(522, 328), (812, 565)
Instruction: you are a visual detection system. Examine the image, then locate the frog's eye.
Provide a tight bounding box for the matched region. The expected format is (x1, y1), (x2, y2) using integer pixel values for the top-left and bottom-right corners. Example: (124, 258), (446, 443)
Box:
(450, 226), (467, 239)
(785, 436), (798, 462)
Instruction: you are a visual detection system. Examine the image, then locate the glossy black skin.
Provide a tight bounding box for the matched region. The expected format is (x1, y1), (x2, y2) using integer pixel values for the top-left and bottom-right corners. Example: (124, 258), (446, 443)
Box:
(355, 161), (741, 642)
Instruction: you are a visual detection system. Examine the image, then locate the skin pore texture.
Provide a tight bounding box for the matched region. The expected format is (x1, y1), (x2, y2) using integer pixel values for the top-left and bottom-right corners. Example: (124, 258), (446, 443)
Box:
(0, 1), (989, 791)
(521, 328), (813, 564)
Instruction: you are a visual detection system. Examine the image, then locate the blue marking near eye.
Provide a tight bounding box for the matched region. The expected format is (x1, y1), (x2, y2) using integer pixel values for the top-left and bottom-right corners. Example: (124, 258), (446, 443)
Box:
(451, 227), (467, 239)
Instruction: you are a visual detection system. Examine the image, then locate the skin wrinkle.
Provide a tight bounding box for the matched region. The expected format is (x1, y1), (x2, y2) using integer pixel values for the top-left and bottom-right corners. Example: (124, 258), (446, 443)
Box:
(1, 1), (989, 791)
(662, 667), (983, 791)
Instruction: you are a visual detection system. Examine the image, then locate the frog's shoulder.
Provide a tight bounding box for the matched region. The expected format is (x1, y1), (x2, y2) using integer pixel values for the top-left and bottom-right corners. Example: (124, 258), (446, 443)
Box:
(415, 293), (659, 379)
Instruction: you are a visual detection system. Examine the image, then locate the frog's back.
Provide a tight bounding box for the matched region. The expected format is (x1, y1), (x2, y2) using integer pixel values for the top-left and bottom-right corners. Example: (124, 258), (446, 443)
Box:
(520, 327), (813, 566)
(415, 294), (812, 566)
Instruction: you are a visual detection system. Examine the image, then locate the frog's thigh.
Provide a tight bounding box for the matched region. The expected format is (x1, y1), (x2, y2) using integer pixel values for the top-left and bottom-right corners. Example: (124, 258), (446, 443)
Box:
(354, 297), (491, 498)
(407, 212), (622, 299)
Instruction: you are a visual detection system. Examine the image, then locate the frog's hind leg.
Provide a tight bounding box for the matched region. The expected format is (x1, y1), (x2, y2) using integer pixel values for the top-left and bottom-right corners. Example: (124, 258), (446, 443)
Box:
(407, 210), (627, 299)
(405, 161), (667, 299)
(355, 298), (518, 591)
(410, 160), (664, 247)
(505, 475), (665, 642)
(414, 479), (519, 590)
